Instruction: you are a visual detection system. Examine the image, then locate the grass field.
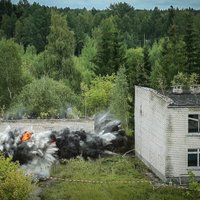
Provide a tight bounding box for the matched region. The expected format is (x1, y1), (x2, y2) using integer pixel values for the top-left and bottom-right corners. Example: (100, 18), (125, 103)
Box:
(39, 156), (197, 200)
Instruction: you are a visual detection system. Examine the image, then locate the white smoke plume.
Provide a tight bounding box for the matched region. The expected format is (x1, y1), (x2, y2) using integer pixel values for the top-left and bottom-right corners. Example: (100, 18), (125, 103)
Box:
(0, 113), (127, 179)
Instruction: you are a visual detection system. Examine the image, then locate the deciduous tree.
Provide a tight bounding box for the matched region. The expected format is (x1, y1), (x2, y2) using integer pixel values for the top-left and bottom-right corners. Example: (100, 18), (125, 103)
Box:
(74, 36), (97, 85)
(13, 77), (79, 118)
(81, 75), (115, 115)
(0, 39), (23, 108)
(109, 66), (130, 130)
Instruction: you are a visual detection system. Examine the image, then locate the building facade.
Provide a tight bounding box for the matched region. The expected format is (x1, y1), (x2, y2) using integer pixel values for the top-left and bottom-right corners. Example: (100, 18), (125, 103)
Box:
(135, 86), (200, 183)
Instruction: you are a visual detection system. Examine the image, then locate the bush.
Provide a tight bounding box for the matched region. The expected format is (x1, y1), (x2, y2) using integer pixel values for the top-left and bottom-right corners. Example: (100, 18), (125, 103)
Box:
(9, 77), (80, 118)
(171, 72), (199, 88)
(187, 171), (200, 199)
(81, 75), (115, 116)
(0, 155), (33, 200)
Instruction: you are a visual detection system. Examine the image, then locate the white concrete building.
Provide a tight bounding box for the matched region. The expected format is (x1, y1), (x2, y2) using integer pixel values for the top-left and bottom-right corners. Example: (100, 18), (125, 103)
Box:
(135, 86), (200, 183)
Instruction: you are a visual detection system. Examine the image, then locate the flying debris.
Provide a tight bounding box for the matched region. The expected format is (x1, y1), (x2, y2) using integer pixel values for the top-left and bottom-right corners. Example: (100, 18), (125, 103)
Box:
(0, 113), (127, 178)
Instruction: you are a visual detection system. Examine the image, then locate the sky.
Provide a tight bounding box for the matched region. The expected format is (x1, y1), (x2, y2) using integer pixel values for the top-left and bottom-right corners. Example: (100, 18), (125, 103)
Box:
(11, 0), (200, 10)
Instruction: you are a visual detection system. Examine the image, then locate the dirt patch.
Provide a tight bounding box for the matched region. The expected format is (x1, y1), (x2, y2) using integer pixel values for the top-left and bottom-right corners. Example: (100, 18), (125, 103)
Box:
(0, 119), (94, 133)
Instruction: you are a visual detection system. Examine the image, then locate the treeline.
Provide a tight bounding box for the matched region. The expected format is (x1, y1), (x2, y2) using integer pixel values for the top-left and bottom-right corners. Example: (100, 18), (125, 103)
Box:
(1, 1), (200, 53)
(0, 0), (200, 132)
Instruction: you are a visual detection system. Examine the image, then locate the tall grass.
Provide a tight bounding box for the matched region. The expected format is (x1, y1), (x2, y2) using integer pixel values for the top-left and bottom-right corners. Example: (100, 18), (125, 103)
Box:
(50, 156), (146, 181)
(40, 157), (194, 200)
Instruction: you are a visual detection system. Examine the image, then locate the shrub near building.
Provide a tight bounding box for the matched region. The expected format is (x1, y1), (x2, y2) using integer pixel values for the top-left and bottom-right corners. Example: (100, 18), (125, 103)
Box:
(0, 155), (33, 200)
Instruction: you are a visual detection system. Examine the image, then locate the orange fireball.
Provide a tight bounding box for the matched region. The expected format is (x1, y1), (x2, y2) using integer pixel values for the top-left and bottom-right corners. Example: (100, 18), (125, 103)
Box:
(20, 131), (32, 142)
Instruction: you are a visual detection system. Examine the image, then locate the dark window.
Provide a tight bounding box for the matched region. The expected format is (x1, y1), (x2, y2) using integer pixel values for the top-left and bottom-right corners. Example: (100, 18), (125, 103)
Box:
(189, 115), (198, 119)
(188, 149), (198, 153)
(188, 149), (199, 167)
(188, 114), (200, 133)
(188, 154), (198, 166)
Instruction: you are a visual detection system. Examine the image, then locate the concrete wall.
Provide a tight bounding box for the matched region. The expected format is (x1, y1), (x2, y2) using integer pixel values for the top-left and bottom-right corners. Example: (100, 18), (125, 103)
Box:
(135, 86), (172, 181)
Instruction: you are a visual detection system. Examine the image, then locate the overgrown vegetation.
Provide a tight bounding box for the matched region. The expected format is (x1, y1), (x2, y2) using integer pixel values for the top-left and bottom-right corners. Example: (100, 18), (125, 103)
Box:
(81, 75), (115, 116)
(1, 1), (200, 199)
(0, 154), (33, 200)
(171, 72), (199, 88)
(110, 66), (130, 132)
(7, 77), (79, 119)
(40, 157), (194, 200)
(1, 0), (200, 131)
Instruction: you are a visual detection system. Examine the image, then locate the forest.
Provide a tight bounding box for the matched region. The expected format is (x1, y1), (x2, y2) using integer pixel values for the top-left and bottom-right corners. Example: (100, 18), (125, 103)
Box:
(0, 0), (200, 133)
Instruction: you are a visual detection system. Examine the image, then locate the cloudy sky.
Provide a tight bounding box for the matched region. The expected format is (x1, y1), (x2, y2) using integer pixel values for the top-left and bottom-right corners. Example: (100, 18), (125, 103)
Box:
(11, 0), (200, 10)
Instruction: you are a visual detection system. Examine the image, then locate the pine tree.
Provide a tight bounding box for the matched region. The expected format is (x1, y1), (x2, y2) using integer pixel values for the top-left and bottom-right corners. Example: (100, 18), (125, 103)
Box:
(184, 11), (199, 75)
(167, 6), (176, 35)
(159, 8), (186, 88)
(149, 7), (165, 40)
(143, 45), (151, 78)
(196, 38), (200, 79)
(0, 0), (13, 23)
(160, 37), (185, 87)
(19, 4), (50, 52)
(45, 10), (81, 91)
(1, 13), (16, 38)
(94, 16), (125, 75)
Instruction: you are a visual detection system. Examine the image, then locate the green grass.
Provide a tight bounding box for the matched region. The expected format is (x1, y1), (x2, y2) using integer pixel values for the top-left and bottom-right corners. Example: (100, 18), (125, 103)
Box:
(39, 156), (196, 200)
(50, 156), (146, 181)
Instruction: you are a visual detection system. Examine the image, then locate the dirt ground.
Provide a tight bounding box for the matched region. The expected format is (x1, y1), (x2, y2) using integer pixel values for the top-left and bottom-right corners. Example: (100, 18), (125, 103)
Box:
(0, 119), (94, 133)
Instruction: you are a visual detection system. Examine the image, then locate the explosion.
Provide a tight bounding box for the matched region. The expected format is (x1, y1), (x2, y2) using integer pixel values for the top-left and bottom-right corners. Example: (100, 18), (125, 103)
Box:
(0, 113), (127, 179)
(20, 131), (32, 142)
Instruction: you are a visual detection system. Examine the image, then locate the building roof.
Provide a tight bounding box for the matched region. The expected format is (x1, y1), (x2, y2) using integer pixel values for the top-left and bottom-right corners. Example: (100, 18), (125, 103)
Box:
(136, 86), (200, 108)
(165, 92), (200, 107)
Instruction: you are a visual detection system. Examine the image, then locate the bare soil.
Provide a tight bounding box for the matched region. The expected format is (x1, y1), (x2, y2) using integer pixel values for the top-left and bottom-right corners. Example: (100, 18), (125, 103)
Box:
(0, 119), (94, 133)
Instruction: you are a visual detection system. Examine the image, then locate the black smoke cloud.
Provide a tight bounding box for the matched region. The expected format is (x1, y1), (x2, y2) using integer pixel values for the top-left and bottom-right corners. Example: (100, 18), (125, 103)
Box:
(0, 113), (127, 178)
